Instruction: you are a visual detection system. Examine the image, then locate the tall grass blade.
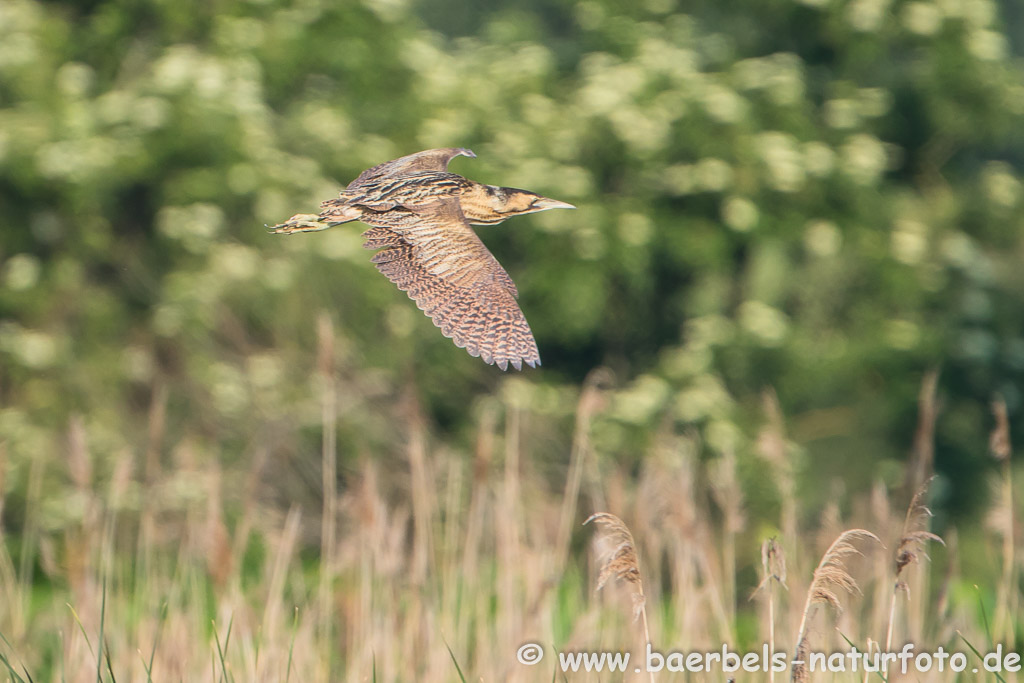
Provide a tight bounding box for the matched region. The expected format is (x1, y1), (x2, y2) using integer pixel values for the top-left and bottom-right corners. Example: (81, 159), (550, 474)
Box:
(223, 614), (233, 659)
(441, 635), (467, 683)
(96, 578), (107, 683)
(67, 604), (96, 660)
(958, 631), (1006, 683)
(0, 630), (29, 683)
(836, 631), (886, 683)
(975, 584), (993, 643)
(103, 639), (116, 683)
(213, 618), (233, 683)
(284, 607), (298, 683)
(0, 647), (27, 683)
(142, 602), (168, 683)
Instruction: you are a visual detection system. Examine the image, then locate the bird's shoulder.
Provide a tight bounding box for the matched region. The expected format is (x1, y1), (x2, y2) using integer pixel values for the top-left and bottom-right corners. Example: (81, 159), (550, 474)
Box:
(346, 147), (475, 190)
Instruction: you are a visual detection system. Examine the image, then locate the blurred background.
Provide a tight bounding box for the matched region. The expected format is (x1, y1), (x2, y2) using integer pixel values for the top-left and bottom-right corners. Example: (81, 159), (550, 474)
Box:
(1, 0), (1023, 678)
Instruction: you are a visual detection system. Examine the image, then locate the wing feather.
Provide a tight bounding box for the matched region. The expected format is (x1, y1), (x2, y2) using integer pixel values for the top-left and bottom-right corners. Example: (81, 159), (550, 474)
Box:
(359, 201), (538, 370)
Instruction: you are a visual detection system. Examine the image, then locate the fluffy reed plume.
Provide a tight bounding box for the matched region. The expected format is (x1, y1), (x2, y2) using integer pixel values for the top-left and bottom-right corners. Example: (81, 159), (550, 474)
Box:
(585, 512), (654, 683)
(586, 513), (645, 616)
(753, 538), (787, 683)
(989, 395), (1015, 641)
(886, 478), (943, 651)
(791, 529), (880, 682)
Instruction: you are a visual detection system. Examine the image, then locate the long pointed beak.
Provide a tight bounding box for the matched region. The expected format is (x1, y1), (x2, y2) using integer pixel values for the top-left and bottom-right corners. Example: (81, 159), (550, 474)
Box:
(532, 197), (576, 211)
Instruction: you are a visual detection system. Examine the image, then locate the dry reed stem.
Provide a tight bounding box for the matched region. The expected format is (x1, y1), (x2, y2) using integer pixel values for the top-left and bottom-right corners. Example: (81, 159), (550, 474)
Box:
(138, 380), (168, 618)
(585, 512), (654, 683)
(867, 481), (891, 634)
(757, 389), (797, 563)
(144, 380), (168, 484)
(0, 441), (6, 529)
(317, 312), (338, 679)
(66, 416), (100, 596)
(989, 395), (1015, 642)
(263, 505), (302, 648)
(438, 455), (465, 644)
(499, 403), (525, 664)
(906, 370), (938, 496)
(932, 526), (957, 644)
(753, 537), (787, 683)
(0, 441), (12, 633)
(637, 431), (708, 644)
(0, 447), (23, 656)
(860, 638), (877, 683)
(886, 477), (943, 651)
(204, 463), (232, 588)
(556, 368), (613, 575)
(402, 382), (434, 586)
(791, 529), (880, 682)
(990, 395), (1012, 463)
(462, 401), (496, 582)
(709, 448), (746, 623)
(229, 443), (269, 589)
(68, 415), (91, 492)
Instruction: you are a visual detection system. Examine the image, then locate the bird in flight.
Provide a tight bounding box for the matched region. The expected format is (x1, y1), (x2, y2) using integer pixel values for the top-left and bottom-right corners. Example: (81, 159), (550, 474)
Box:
(269, 148), (575, 370)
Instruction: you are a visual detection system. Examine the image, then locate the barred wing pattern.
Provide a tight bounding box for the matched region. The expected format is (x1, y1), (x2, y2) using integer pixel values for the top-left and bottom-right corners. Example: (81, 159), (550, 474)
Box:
(334, 171), (468, 212)
(347, 148), (475, 191)
(359, 201), (539, 370)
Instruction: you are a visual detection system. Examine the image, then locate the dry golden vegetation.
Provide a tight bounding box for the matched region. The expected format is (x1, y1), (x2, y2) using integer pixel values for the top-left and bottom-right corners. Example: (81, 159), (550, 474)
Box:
(0, 366), (1015, 682)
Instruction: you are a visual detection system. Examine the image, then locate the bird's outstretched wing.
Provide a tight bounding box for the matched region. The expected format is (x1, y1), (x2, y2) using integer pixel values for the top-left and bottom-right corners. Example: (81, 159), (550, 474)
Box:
(347, 148), (475, 191)
(360, 200), (539, 370)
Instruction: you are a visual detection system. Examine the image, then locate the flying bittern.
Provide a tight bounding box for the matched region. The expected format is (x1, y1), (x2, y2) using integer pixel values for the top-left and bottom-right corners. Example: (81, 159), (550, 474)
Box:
(269, 148), (575, 371)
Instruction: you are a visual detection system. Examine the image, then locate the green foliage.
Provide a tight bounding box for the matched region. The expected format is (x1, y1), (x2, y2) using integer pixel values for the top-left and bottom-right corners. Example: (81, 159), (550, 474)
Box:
(1, 0), (1022, 525)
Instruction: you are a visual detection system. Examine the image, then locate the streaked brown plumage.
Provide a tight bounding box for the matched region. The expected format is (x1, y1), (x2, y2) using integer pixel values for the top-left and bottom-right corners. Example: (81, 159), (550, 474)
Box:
(269, 148), (575, 370)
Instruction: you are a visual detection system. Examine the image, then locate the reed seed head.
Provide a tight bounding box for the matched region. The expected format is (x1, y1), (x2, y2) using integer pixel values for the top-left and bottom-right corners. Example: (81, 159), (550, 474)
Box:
(895, 477), (944, 581)
(585, 512), (645, 619)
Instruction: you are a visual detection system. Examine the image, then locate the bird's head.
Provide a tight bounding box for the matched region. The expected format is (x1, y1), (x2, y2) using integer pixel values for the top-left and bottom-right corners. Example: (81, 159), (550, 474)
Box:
(484, 186), (576, 217)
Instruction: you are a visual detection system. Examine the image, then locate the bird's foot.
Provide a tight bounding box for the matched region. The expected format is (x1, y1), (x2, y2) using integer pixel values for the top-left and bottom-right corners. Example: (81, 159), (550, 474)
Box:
(267, 214), (331, 234)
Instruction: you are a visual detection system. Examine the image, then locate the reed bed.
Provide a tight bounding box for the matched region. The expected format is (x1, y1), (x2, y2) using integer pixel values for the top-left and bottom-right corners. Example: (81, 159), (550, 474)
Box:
(0, 371), (1015, 682)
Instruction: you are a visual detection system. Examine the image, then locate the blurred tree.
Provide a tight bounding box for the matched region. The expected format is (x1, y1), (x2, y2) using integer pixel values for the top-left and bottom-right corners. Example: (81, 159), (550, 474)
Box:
(0, 0), (1022, 523)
